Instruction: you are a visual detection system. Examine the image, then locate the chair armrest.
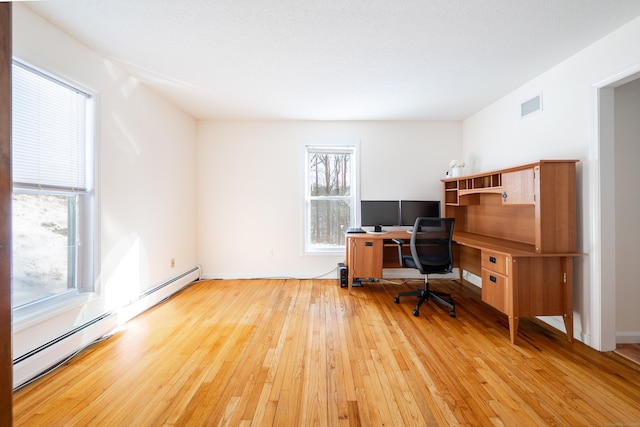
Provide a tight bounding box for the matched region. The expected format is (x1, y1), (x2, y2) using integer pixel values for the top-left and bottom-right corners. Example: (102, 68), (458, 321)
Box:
(392, 239), (406, 266)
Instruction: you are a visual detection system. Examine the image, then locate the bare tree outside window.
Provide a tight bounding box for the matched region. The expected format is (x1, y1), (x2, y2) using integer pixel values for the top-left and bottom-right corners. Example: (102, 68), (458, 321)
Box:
(306, 146), (356, 251)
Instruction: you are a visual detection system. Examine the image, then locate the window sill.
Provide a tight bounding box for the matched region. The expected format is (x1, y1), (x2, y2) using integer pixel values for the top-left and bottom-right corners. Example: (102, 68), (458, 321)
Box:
(12, 291), (97, 333)
(304, 248), (345, 256)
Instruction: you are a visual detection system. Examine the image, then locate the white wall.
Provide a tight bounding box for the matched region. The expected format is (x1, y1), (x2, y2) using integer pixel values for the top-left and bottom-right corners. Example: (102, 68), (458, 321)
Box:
(197, 120), (461, 279)
(614, 77), (640, 343)
(12, 4), (198, 364)
(462, 16), (640, 349)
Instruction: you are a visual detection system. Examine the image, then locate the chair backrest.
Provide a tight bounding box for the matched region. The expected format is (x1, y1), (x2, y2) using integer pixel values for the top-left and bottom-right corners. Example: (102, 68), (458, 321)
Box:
(409, 217), (455, 275)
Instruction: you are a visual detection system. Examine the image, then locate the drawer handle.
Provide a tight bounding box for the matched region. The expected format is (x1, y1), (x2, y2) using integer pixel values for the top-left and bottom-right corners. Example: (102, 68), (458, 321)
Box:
(489, 275), (497, 283)
(365, 242), (373, 246)
(489, 256), (497, 264)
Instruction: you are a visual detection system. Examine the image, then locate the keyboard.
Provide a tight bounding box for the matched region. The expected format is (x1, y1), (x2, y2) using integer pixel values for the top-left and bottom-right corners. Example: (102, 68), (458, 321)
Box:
(346, 227), (365, 233)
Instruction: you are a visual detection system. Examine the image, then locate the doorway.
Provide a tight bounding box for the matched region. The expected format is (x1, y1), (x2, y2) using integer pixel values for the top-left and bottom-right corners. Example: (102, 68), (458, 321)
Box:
(595, 68), (640, 355)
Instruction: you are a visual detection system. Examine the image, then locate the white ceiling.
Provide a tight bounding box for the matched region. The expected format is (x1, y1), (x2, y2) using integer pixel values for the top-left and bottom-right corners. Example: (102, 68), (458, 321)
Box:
(25, 0), (640, 121)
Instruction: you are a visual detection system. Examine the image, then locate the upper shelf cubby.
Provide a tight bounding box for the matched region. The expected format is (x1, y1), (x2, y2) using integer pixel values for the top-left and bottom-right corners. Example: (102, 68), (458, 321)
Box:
(443, 172), (502, 205)
(458, 173), (502, 195)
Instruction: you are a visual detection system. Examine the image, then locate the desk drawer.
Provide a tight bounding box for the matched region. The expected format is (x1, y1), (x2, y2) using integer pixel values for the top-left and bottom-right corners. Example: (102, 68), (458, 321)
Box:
(351, 239), (383, 278)
(481, 251), (508, 276)
(482, 269), (507, 313)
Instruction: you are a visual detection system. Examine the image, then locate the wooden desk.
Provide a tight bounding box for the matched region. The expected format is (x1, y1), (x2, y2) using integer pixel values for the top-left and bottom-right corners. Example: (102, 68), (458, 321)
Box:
(345, 160), (580, 345)
(345, 229), (578, 344)
(344, 230), (411, 294)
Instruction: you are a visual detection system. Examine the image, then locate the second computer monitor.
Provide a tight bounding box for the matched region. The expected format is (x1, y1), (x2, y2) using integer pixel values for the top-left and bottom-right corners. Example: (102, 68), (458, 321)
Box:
(400, 200), (441, 226)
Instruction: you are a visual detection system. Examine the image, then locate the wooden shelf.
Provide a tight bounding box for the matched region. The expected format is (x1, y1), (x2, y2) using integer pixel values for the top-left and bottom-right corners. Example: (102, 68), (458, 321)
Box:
(458, 186), (503, 196)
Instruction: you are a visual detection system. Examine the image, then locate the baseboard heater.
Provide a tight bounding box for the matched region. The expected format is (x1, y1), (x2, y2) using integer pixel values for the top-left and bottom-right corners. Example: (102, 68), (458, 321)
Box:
(13, 265), (201, 389)
(13, 311), (114, 366)
(130, 265), (200, 302)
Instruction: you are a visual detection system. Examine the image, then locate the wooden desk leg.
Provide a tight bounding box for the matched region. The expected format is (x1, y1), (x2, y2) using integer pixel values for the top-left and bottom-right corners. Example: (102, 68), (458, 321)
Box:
(563, 257), (574, 342)
(563, 314), (573, 343)
(509, 316), (519, 344)
(348, 269), (353, 295)
(509, 257), (519, 344)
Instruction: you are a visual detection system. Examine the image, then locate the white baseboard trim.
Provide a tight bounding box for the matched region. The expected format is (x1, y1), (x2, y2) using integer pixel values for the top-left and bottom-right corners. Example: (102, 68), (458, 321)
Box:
(201, 268), (466, 283)
(116, 265), (201, 325)
(536, 315), (588, 346)
(537, 316), (567, 334)
(616, 331), (640, 344)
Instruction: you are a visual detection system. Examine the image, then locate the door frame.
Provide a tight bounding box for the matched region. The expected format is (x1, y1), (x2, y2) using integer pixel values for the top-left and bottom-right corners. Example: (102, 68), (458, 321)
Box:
(591, 65), (640, 351)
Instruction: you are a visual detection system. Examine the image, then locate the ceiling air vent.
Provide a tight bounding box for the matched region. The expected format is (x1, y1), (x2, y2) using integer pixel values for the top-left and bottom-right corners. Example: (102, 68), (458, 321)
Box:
(521, 93), (542, 118)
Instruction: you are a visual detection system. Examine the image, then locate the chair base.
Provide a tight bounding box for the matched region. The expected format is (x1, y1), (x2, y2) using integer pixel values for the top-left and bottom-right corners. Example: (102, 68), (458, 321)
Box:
(394, 282), (456, 318)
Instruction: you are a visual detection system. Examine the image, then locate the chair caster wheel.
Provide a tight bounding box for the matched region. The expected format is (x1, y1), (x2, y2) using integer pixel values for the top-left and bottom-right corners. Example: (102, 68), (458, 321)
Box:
(393, 297), (400, 303)
(450, 311), (456, 318)
(412, 310), (420, 316)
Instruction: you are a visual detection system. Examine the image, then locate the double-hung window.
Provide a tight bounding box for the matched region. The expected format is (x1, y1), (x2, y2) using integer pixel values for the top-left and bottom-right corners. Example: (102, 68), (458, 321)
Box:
(11, 60), (95, 308)
(305, 145), (357, 252)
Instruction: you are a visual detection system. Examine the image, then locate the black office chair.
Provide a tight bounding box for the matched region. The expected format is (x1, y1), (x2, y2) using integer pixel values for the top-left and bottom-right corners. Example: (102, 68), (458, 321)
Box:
(393, 217), (456, 317)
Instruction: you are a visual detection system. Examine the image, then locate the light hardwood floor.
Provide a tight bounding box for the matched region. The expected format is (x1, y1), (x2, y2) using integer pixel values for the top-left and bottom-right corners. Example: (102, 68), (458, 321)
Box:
(616, 343), (640, 365)
(13, 279), (640, 426)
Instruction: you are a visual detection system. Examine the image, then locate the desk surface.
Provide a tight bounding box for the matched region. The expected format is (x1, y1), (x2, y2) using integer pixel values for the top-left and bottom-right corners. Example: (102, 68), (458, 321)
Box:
(452, 231), (582, 257)
(346, 230), (411, 239)
(348, 230), (580, 257)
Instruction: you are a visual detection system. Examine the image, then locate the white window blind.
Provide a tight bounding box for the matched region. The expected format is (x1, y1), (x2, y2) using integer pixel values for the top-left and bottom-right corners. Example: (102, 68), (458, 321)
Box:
(12, 62), (89, 191)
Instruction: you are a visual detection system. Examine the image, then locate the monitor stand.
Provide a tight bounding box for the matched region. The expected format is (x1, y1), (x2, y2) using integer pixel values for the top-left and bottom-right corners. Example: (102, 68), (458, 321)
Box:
(366, 224), (388, 234)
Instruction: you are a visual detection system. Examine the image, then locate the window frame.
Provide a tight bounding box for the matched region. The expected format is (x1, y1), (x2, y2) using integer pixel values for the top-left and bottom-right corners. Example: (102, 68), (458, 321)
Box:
(11, 58), (97, 312)
(304, 143), (359, 254)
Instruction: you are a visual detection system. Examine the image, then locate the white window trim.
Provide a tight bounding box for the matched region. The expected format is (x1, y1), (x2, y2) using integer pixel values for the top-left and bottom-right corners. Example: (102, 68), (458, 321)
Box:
(11, 58), (99, 315)
(303, 142), (360, 254)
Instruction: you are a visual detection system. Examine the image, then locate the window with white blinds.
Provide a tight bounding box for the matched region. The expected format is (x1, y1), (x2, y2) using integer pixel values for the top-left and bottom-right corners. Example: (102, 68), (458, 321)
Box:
(12, 61), (89, 191)
(11, 60), (95, 308)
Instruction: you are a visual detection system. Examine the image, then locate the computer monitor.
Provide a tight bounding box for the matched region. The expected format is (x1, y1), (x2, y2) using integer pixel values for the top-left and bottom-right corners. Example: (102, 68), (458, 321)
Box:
(360, 200), (400, 228)
(400, 200), (440, 226)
